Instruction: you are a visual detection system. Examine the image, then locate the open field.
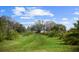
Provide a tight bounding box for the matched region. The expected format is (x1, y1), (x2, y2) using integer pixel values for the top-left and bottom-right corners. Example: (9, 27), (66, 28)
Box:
(0, 34), (78, 52)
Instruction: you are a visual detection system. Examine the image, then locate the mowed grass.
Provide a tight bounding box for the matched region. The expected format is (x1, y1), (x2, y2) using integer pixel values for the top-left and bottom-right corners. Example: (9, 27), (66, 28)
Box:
(0, 34), (78, 52)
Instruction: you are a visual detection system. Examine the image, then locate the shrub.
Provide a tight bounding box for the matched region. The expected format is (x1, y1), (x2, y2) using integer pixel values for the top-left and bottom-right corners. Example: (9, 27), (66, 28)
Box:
(6, 30), (19, 40)
(48, 31), (56, 37)
(48, 30), (62, 37)
(0, 29), (7, 41)
(0, 32), (6, 41)
(63, 31), (79, 45)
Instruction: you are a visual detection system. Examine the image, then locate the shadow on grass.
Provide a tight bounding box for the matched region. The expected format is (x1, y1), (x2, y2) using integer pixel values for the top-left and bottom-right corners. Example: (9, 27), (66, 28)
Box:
(71, 46), (79, 52)
(59, 42), (79, 52)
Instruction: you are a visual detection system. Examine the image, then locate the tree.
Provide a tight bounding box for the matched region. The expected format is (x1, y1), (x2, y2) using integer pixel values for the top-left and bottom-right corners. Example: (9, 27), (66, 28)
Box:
(0, 16), (26, 41)
(30, 20), (44, 33)
(63, 20), (79, 45)
(48, 24), (66, 37)
(0, 16), (10, 41)
(74, 20), (79, 30)
(14, 23), (26, 33)
(44, 21), (56, 31)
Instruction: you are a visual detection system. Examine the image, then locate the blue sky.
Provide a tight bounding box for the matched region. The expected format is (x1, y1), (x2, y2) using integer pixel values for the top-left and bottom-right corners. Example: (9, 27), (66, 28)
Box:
(0, 6), (79, 30)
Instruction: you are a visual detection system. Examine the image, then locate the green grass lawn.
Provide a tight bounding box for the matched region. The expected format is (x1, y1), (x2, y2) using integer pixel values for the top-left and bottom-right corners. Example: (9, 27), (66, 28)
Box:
(0, 34), (78, 52)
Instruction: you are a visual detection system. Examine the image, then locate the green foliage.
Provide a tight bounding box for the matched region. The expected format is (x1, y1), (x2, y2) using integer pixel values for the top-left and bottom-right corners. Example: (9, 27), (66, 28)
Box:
(48, 31), (56, 37)
(0, 16), (26, 41)
(63, 30), (79, 45)
(30, 20), (66, 39)
(0, 31), (6, 41)
(63, 20), (79, 45)
(30, 20), (57, 33)
(14, 23), (26, 33)
(47, 24), (66, 37)
(74, 20), (79, 30)
(6, 30), (19, 40)
(0, 16), (9, 41)
(30, 20), (44, 33)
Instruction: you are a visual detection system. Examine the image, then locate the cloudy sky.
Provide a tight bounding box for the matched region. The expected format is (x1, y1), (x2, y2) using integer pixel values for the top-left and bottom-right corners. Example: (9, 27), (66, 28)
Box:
(0, 6), (79, 30)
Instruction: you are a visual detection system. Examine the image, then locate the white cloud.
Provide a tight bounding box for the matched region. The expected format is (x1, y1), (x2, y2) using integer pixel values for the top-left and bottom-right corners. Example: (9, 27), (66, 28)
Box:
(12, 7), (26, 16)
(73, 17), (79, 21)
(29, 9), (54, 16)
(73, 11), (79, 15)
(62, 17), (68, 21)
(60, 17), (72, 30)
(12, 7), (54, 19)
(20, 16), (33, 19)
(72, 17), (79, 24)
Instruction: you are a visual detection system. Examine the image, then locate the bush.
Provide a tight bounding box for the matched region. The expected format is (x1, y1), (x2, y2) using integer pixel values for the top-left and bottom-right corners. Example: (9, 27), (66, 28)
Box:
(63, 31), (79, 45)
(6, 30), (19, 40)
(0, 32), (6, 41)
(0, 29), (7, 41)
(48, 31), (55, 37)
(48, 31), (60, 37)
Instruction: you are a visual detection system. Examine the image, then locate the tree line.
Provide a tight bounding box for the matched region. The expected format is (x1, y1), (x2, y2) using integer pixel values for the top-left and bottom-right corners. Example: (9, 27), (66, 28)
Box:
(0, 16), (26, 41)
(0, 16), (79, 45)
